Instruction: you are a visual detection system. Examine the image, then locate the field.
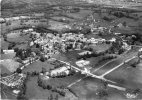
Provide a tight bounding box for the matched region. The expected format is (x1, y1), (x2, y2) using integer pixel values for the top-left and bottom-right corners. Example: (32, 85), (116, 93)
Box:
(0, 59), (21, 74)
(7, 32), (31, 43)
(65, 9), (92, 19)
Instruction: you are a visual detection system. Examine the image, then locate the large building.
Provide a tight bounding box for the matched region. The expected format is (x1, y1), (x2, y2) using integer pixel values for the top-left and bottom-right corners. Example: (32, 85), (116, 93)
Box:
(50, 66), (70, 77)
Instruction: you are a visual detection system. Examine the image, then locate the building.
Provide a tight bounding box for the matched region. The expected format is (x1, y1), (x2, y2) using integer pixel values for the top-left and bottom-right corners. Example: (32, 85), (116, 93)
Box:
(50, 66), (70, 77)
(109, 38), (116, 42)
(3, 50), (15, 54)
(76, 60), (90, 68)
(78, 51), (92, 56)
(0, 18), (6, 23)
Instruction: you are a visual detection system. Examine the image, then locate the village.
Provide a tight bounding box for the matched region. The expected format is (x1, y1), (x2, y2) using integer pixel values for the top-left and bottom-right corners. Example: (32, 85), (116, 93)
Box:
(1, 1), (142, 99)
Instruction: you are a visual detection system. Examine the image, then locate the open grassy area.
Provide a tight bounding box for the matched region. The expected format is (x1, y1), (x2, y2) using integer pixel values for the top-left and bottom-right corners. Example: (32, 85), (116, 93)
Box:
(7, 33), (31, 43)
(1, 59), (21, 74)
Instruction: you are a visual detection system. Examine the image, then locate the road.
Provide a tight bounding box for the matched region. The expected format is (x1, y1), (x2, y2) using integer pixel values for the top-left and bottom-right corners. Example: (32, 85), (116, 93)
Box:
(58, 47), (139, 90)
(57, 59), (117, 83)
(100, 56), (136, 77)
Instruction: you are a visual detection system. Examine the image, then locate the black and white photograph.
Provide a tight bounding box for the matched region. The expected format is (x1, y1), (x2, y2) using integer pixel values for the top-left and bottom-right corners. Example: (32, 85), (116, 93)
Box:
(0, 0), (142, 100)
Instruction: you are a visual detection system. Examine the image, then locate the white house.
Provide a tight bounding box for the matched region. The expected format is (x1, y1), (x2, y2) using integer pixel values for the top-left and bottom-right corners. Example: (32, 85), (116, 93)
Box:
(78, 51), (92, 56)
(0, 18), (5, 23)
(139, 48), (142, 52)
(3, 50), (15, 54)
(13, 90), (20, 94)
(109, 38), (116, 42)
(50, 66), (70, 76)
(76, 60), (90, 68)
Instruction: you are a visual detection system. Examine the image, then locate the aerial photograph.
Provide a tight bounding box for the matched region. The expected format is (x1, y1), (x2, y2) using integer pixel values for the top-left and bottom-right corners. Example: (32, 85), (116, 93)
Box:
(0, 0), (142, 100)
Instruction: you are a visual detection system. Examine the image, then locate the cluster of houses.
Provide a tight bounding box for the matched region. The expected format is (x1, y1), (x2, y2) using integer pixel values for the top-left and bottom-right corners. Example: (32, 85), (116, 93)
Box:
(30, 30), (119, 56)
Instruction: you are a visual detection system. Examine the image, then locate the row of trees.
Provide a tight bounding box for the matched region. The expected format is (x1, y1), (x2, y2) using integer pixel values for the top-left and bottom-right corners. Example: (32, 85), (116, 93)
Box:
(77, 50), (108, 60)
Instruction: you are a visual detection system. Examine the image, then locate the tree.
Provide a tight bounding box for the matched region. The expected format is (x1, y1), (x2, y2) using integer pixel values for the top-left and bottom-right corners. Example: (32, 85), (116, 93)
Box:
(49, 94), (53, 100)
(55, 94), (58, 100)
(1, 49), (3, 54)
(16, 68), (22, 73)
(133, 88), (141, 95)
(40, 56), (46, 62)
(41, 67), (47, 74)
(122, 21), (127, 27)
(47, 85), (52, 90)
(14, 48), (19, 52)
(26, 48), (31, 56)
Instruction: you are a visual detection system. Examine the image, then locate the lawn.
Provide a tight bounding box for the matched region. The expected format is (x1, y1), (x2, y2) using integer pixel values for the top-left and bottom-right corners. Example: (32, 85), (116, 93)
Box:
(1, 59), (21, 74)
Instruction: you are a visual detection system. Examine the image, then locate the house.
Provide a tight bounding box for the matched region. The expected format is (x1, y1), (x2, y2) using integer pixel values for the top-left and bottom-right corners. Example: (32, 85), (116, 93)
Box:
(3, 50), (15, 54)
(50, 66), (70, 76)
(89, 38), (106, 44)
(0, 18), (6, 23)
(139, 48), (142, 52)
(12, 17), (20, 21)
(109, 38), (116, 42)
(78, 51), (92, 56)
(13, 90), (20, 94)
(76, 60), (90, 68)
